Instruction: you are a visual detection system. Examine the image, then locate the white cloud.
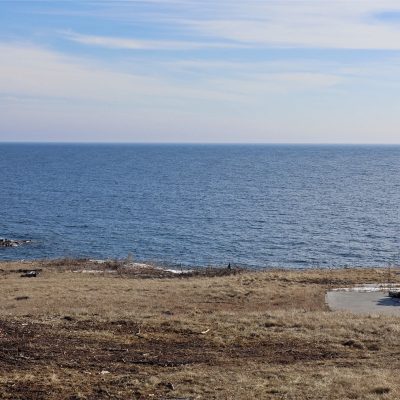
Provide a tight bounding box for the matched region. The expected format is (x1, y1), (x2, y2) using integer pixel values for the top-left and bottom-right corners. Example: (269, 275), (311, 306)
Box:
(1, 40), (400, 142)
(0, 41), (351, 141)
(187, 1), (400, 49)
(0, 42), (243, 105)
(63, 31), (246, 50)
(0, 42), (344, 106)
(3, 1), (400, 141)
(46, 1), (400, 50)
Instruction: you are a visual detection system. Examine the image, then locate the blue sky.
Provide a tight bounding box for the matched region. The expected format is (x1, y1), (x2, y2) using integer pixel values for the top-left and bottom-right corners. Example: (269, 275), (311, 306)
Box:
(1, 1), (400, 143)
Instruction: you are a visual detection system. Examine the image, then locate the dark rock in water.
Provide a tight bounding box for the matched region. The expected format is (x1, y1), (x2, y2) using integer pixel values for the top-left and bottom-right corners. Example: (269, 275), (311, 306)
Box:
(0, 238), (17, 247)
(0, 238), (31, 248)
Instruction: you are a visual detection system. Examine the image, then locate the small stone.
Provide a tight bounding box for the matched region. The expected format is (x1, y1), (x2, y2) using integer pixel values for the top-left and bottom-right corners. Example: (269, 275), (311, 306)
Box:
(20, 271), (38, 278)
(15, 296), (29, 301)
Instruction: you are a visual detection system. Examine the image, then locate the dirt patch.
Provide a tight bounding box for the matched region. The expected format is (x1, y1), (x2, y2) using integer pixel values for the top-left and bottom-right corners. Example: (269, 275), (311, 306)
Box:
(0, 318), (344, 375)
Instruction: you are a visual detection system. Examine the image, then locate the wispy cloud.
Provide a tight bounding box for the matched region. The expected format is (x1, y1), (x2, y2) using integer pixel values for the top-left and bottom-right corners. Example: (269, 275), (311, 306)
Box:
(187, 1), (400, 50)
(0, 41), (354, 141)
(3, 1), (400, 141)
(63, 31), (247, 50)
(44, 1), (400, 50)
(0, 42), (240, 104)
(0, 42), (344, 105)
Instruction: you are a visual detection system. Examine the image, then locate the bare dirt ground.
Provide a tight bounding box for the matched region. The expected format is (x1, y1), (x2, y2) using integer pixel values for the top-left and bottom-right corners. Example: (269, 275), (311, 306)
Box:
(1, 259), (400, 399)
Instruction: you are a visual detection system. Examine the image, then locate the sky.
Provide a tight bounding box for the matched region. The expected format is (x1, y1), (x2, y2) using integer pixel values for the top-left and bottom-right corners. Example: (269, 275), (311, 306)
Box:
(1, 1), (400, 143)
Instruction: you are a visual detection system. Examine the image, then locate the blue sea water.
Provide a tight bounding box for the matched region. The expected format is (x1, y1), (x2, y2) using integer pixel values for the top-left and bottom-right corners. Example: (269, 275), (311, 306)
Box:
(1, 143), (400, 268)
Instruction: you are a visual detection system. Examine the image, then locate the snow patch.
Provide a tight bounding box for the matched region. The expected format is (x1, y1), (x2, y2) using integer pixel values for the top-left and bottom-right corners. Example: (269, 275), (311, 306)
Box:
(76, 270), (117, 274)
(332, 284), (400, 293)
(164, 268), (193, 274)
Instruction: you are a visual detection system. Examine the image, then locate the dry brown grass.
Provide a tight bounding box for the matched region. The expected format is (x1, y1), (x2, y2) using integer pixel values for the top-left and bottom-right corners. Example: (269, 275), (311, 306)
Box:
(1, 260), (400, 399)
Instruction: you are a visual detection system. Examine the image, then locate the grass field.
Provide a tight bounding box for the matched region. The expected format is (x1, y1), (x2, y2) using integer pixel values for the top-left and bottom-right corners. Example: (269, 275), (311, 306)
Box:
(1, 259), (400, 399)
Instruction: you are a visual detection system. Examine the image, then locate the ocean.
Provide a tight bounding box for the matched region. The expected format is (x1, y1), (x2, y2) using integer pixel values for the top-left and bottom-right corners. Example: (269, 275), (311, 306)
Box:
(1, 143), (399, 268)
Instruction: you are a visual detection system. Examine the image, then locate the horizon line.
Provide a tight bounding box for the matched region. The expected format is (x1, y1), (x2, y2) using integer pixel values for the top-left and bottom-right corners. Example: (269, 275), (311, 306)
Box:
(2, 141), (400, 146)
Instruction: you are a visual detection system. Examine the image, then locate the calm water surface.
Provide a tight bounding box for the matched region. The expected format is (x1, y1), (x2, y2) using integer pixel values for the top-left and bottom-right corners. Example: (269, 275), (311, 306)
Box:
(1, 144), (400, 268)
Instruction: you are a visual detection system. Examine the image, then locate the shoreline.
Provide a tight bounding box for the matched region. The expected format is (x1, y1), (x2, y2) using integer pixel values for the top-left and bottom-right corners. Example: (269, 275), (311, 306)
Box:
(1, 239), (397, 270)
(0, 255), (397, 272)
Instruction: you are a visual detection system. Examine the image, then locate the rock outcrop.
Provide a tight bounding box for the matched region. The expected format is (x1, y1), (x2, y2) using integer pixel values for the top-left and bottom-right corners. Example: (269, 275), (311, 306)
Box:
(0, 238), (31, 248)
